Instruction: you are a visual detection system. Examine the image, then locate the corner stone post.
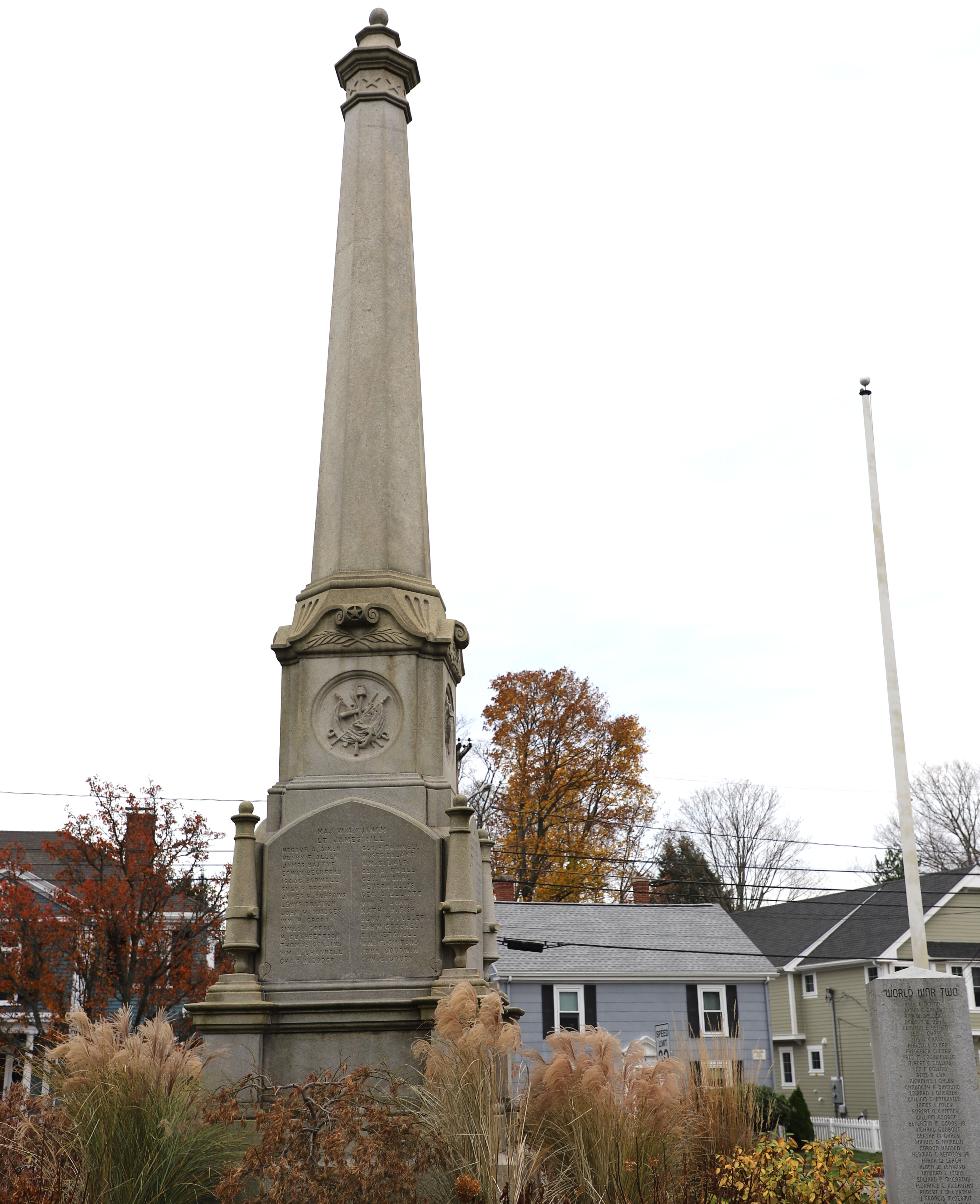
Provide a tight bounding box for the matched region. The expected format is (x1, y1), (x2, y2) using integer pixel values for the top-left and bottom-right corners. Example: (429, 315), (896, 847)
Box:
(439, 797), (481, 972)
(478, 828), (500, 979)
(208, 802), (262, 1003)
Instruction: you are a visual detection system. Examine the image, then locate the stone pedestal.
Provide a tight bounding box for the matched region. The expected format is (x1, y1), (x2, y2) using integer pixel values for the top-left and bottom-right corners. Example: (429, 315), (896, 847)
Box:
(868, 970), (980, 1204)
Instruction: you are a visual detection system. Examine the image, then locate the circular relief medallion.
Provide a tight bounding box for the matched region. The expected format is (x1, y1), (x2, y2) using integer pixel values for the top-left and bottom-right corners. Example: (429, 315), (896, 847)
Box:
(312, 671), (403, 760)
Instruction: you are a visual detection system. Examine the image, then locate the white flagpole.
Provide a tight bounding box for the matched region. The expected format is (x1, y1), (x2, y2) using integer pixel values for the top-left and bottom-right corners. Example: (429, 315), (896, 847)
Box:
(859, 377), (929, 969)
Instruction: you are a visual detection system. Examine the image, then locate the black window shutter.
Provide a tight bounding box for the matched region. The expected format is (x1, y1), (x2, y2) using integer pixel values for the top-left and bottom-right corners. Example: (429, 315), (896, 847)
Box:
(686, 984), (701, 1037)
(542, 985), (555, 1037)
(735, 1059), (744, 1083)
(584, 984), (597, 1028)
(726, 985), (739, 1036)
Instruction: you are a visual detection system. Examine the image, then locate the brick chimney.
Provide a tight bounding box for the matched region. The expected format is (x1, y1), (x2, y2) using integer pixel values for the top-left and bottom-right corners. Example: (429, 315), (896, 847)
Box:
(125, 806), (156, 874)
(492, 875), (517, 902)
(632, 877), (651, 905)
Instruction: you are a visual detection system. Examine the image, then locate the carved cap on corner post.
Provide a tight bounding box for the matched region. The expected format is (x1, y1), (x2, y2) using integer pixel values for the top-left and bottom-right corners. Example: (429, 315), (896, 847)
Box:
(336, 9), (421, 123)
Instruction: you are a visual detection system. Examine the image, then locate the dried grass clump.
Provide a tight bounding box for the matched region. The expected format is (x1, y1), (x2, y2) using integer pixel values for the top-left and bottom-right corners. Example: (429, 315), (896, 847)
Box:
(213, 1065), (434, 1204)
(525, 1028), (756, 1204)
(0, 1086), (82, 1204)
(411, 982), (565, 1203)
(47, 1009), (245, 1204)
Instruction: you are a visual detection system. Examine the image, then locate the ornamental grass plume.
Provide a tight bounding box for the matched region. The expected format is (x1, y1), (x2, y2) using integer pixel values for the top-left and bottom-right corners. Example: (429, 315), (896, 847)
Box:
(46, 1009), (245, 1204)
(525, 1028), (756, 1203)
(411, 982), (566, 1203)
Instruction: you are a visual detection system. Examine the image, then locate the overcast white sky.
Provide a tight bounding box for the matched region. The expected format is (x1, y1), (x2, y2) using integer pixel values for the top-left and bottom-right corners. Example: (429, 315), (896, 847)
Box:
(1, 2), (978, 890)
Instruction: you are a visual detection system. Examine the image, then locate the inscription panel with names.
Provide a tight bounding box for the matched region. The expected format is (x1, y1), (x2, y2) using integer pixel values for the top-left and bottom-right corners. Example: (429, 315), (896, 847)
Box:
(263, 800), (441, 983)
(868, 976), (980, 1204)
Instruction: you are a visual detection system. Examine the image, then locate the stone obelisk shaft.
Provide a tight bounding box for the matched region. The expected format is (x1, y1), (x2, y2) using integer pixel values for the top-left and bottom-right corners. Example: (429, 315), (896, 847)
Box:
(311, 22), (431, 590)
(192, 13), (489, 1091)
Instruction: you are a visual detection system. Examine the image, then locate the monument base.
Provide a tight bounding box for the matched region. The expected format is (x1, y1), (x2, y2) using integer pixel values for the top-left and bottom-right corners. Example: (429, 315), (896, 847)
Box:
(868, 968), (980, 1204)
(191, 995), (437, 1092)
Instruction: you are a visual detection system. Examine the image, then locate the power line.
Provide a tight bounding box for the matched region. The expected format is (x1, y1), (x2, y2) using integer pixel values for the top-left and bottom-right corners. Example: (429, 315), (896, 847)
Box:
(485, 843), (883, 874)
(499, 935), (980, 965)
(491, 872), (980, 912)
(0, 790), (263, 803)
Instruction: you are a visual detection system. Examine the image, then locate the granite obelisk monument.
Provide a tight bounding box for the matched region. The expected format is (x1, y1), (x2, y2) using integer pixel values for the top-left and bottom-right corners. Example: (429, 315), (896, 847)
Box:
(190, 10), (495, 1082)
(860, 378), (980, 1203)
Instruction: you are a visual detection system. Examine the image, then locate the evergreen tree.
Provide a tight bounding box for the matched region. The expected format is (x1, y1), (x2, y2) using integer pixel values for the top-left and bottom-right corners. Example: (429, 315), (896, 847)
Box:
(872, 845), (905, 884)
(653, 834), (734, 908)
(784, 1087), (815, 1146)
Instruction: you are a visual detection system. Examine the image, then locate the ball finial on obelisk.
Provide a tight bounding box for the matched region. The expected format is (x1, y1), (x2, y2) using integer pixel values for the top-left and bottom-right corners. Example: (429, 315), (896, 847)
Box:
(369, 7), (389, 24)
(859, 376), (871, 394)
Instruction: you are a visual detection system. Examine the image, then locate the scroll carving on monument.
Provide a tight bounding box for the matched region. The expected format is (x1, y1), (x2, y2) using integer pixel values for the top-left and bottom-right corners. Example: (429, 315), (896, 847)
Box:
(444, 686), (455, 758)
(312, 672), (403, 759)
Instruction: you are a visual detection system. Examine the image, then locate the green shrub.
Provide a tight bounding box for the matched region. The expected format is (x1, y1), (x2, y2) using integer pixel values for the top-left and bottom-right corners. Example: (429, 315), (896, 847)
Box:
(714, 1134), (884, 1202)
(784, 1086), (815, 1146)
(751, 1084), (791, 1132)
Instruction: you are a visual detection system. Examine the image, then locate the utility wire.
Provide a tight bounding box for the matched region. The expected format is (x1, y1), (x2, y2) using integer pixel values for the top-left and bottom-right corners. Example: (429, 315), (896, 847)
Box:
(0, 791), (900, 851)
(497, 935), (980, 965)
(488, 873), (980, 911)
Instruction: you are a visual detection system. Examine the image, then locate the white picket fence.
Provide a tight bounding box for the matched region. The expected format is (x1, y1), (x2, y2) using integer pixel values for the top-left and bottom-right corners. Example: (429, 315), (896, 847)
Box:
(812, 1116), (882, 1153)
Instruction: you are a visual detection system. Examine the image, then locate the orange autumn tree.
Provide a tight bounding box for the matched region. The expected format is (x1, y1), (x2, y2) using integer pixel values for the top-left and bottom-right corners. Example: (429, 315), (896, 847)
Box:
(0, 845), (73, 1052)
(481, 668), (656, 901)
(0, 779), (229, 1044)
(50, 778), (230, 1028)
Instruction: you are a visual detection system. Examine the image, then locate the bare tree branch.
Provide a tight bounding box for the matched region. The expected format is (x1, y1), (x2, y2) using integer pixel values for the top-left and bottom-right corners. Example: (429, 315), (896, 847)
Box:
(875, 761), (980, 873)
(678, 780), (818, 910)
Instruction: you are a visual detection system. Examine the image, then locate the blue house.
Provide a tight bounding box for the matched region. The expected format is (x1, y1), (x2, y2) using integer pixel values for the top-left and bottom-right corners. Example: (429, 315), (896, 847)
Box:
(495, 893), (776, 1085)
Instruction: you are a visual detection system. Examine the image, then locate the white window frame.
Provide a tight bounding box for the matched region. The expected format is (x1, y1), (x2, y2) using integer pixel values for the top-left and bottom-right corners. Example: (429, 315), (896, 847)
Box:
(864, 964), (879, 983)
(807, 1045), (824, 1075)
(0, 944), (16, 1005)
(697, 984), (729, 1036)
(946, 964), (980, 1010)
(705, 1060), (736, 1087)
(778, 1046), (795, 1088)
(801, 972), (818, 998)
(553, 984), (584, 1032)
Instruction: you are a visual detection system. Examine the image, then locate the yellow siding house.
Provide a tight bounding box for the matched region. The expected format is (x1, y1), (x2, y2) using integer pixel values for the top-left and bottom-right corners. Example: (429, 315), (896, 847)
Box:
(734, 870), (980, 1121)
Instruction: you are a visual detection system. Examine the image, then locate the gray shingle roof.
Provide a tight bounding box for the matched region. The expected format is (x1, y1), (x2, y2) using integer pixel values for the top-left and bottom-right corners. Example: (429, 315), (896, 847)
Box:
(0, 830), (64, 885)
(495, 901), (774, 979)
(730, 872), (971, 968)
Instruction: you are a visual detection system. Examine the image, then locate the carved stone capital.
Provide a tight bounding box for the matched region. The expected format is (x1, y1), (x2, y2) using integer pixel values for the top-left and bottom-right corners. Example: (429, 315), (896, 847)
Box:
(335, 43), (420, 122)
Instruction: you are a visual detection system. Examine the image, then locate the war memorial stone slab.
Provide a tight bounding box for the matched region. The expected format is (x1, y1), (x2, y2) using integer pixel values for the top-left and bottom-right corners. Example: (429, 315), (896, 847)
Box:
(263, 799), (441, 985)
(868, 973), (980, 1204)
